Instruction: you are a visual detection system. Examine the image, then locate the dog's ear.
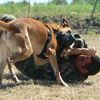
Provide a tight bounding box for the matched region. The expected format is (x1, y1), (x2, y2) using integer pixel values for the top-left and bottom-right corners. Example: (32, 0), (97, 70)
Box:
(0, 20), (11, 31)
(60, 19), (69, 27)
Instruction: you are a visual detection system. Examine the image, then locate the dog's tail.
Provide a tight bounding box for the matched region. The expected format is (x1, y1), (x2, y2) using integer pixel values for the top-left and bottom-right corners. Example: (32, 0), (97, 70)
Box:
(0, 20), (11, 31)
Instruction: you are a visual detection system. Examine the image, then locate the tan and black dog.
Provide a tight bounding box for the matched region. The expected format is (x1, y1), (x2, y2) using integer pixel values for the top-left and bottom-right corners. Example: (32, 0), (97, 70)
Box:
(0, 18), (96, 86)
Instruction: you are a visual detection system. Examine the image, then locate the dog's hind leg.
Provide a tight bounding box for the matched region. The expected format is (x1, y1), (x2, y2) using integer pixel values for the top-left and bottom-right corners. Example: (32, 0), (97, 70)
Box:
(0, 66), (4, 84)
(7, 57), (20, 83)
(48, 49), (68, 87)
(0, 62), (7, 88)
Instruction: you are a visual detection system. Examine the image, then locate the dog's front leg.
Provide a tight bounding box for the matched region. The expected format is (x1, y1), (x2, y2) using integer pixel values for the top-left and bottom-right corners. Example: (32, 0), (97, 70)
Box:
(48, 48), (68, 87)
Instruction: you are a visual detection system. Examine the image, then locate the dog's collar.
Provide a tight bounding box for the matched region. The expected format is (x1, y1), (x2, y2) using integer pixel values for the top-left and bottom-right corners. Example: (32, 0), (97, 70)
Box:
(37, 25), (52, 59)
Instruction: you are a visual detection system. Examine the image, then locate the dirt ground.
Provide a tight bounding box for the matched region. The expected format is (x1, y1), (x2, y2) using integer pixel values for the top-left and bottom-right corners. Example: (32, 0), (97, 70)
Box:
(0, 35), (100, 100)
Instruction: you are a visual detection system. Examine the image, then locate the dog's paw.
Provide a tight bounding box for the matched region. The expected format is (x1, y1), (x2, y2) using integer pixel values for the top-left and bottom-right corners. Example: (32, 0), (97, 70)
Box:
(60, 81), (69, 87)
(63, 82), (69, 87)
(12, 76), (21, 84)
(56, 77), (69, 87)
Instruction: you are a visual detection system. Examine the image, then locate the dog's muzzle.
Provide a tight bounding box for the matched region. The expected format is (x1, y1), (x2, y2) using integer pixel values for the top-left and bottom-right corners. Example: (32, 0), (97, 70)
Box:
(57, 32), (87, 49)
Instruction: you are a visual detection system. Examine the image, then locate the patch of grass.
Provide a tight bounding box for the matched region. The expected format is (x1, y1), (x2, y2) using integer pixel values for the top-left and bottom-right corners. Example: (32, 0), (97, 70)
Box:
(0, 3), (100, 17)
(0, 36), (100, 100)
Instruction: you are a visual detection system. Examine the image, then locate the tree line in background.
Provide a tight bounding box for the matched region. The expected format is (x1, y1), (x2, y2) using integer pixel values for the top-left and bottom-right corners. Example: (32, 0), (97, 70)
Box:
(73, 0), (99, 5)
(50, 0), (98, 5)
(3, 0), (99, 5)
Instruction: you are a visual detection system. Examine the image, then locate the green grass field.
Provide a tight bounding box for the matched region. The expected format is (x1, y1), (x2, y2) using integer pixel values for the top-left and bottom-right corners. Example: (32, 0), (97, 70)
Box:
(0, 3), (100, 18)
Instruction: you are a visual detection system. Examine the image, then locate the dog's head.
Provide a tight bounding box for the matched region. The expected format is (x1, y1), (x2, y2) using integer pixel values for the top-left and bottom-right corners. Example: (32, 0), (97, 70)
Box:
(46, 19), (73, 47)
(48, 19), (87, 64)
(47, 19), (71, 34)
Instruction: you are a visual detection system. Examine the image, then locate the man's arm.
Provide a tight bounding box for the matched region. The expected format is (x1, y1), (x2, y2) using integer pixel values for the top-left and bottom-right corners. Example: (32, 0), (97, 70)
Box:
(61, 46), (96, 57)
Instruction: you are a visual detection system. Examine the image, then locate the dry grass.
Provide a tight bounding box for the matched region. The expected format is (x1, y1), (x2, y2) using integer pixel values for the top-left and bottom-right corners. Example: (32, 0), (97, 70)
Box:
(0, 35), (100, 100)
